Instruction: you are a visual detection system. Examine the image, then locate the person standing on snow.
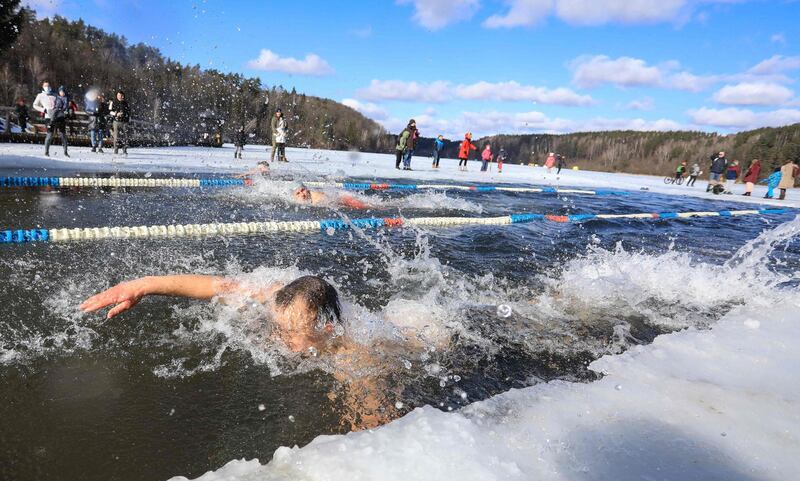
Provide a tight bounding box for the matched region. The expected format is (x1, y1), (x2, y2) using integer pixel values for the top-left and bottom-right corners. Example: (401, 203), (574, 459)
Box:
(556, 154), (566, 174)
(686, 163), (701, 187)
(432, 134), (445, 169)
(481, 143), (493, 172)
(496, 148), (507, 173)
(777, 160), (799, 200)
(457, 132), (477, 171)
(761, 167), (782, 199)
(85, 90), (108, 153)
(544, 152), (556, 173)
(14, 97), (29, 132)
(741, 159), (761, 196)
(108, 90), (131, 155)
(270, 109), (288, 162)
(402, 119), (418, 170)
(32, 81), (66, 157)
(706, 151), (728, 193)
(234, 126), (247, 159)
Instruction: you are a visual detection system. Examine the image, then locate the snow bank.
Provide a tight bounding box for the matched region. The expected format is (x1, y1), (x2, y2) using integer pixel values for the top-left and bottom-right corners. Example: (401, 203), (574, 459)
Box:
(1, 143), (798, 209)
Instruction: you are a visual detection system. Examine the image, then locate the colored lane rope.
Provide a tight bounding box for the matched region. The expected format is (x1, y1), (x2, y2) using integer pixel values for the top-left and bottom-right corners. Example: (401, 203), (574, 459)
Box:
(0, 176), (623, 195)
(0, 176), (251, 188)
(303, 181), (625, 196)
(1, 209), (791, 244)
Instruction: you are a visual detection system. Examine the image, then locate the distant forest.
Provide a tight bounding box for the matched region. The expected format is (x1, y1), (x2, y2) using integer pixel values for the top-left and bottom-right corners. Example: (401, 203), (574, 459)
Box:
(2, 5), (800, 176)
(0, 8), (392, 151)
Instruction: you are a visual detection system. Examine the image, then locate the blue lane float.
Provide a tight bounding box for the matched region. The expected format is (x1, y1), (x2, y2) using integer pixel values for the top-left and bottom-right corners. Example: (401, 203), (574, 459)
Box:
(1, 209), (792, 244)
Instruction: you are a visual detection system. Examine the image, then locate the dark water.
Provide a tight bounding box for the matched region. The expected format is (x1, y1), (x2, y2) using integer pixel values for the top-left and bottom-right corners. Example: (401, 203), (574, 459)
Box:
(1, 168), (797, 481)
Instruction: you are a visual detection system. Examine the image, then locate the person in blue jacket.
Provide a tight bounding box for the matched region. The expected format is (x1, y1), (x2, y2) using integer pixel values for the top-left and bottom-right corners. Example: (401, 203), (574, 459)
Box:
(760, 167), (782, 199)
(432, 135), (444, 169)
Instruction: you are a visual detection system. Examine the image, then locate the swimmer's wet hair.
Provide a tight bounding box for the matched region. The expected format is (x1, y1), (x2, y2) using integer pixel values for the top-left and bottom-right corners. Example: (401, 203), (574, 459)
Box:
(275, 276), (341, 327)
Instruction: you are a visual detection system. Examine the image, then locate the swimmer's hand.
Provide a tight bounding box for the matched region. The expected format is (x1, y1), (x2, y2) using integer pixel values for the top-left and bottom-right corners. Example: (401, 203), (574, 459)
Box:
(81, 275), (233, 319)
(80, 278), (150, 319)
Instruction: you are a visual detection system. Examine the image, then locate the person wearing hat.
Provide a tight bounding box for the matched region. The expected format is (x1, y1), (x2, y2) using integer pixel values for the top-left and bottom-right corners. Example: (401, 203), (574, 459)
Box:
(400, 119), (418, 170)
(43, 85), (70, 157)
(457, 132), (477, 171)
(432, 134), (445, 169)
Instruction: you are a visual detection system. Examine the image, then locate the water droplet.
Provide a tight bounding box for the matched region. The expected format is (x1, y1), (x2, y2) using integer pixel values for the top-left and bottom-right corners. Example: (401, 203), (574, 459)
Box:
(395, 401), (404, 409)
(460, 391), (468, 400)
(496, 304), (512, 318)
(169, 408), (175, 416)
(615, 384), (622, 391)
(144, 172), (152, 178)
(325, 227), (336, 236)
(439, 379), (447, 387)
(720, 432), (727, 437)
(288, 415), (295, 423)
(307, 346), (318, 357)
(258, 404), (266, 411)
(402, 359), (412, 369)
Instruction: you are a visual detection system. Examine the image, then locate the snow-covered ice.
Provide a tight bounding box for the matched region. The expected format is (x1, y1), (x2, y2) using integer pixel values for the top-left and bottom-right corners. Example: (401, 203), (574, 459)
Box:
(1, 143), (799, 209)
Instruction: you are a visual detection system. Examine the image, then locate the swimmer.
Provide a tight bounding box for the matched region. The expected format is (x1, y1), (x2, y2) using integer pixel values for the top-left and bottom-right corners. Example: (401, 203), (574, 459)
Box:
(236, 160), (270, 178)
(81, 274), (340, 352)
(293, 185), (368, 209)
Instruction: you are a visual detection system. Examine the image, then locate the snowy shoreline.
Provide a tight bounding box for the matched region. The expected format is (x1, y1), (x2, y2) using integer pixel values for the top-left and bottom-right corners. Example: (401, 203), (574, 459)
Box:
(2, 143), (799, 209)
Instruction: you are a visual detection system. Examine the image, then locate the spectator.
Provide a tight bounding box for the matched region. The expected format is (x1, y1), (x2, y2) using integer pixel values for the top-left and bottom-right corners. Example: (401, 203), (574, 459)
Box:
(778, 160), (799, 200)
(556, 154), (566, 174)
(273, 109), (288, 162)
(741, 159), (761, 196)
(85, 91), (108, 153)
(402, 119), (418, 170)
(724, 160), (740, 192)
(706, 151), (728, 193)
(432, 134), (444, 169)
(481, 143), (492, 172)
(496, 148), (507, 173)
(34, 82), (70, 157)
(270, 109), (286, 162)
(234, 126), (247, 159)
(458, 132), (477, 172)
(686, 163), (701, 187)
(14, 97), (29, 132)
(108, 90), (130, 155)
(674, 160), (687, 181)
(544, 152), (556, 173)
(762, 167), (782, 199)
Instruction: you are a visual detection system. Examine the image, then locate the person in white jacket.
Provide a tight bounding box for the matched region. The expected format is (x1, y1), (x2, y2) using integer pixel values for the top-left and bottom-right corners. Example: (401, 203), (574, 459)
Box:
(32, 81), (69, 157)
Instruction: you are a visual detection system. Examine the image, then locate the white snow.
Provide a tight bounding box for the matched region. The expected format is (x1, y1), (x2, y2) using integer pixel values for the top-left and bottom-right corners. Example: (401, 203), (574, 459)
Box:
(1, 142), (798, 480)
(1, 142), (798, 209)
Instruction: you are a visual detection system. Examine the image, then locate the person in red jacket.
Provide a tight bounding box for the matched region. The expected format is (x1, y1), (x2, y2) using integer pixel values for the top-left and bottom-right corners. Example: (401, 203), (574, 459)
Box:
(458, 132), (477, 172)
(742, 159), (761, 196)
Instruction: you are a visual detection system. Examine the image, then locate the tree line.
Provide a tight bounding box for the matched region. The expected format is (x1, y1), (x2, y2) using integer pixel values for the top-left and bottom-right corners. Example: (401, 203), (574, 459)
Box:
(0, 7), (392, 151)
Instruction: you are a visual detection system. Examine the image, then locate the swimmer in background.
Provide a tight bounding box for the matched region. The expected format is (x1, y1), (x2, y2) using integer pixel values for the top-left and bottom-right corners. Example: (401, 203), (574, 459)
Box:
(80, 273), (426, 430)
(293, 185), (368, 209)
(236, 160), (270, 178)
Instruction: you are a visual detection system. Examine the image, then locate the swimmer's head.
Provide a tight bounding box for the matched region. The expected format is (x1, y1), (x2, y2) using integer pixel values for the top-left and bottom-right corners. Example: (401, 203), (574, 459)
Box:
(293, 185), (311, 202)
(272, 276), (341, 351)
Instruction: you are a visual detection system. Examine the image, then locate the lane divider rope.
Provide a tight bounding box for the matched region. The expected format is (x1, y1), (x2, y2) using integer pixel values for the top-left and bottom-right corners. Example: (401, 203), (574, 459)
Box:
(303, 181), (625, 196)
(0, 176), (251, 188)
(0, 209), (791, 244)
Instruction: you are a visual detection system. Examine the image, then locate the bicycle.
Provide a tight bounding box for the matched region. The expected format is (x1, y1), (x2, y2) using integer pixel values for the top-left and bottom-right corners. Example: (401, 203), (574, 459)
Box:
(664, 175), (685, 185)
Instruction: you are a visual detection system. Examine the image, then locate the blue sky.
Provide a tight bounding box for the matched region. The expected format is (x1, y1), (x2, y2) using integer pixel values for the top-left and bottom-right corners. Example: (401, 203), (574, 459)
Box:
(25, 0), (800, 138)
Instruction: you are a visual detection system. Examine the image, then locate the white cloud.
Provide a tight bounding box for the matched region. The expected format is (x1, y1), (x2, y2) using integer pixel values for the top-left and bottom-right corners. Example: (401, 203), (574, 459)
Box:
(357, 79), (593, 106)
(341, 99), (389, 120)
(398, 0), (481, 30)
(748, 55), (800, 76)
(572, 56), (662, 88)
(245, 49), (334, 76)
(555, 0), (688, 25)
(483, 0), (747, 28)
(625, 97), (655, 111)
(357, 80), (453, 103)
(484, 0), (554, 28)
(688, 107), (800, 129)
(667, 71), (720, 93)
(770, 33), (787, 45)
(713, 82), (795, 106)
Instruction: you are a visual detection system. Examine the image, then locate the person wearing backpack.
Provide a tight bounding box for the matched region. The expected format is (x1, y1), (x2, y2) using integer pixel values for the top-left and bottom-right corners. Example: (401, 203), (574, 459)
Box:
(395, 119), (415, 170)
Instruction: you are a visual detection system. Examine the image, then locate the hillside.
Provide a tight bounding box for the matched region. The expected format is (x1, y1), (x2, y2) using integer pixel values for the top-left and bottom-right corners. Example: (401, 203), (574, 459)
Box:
(0, 13), (392, 151)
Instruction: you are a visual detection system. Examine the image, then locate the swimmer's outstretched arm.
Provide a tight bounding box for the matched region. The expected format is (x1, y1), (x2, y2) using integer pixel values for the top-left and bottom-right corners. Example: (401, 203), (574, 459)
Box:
(80, 275), (241, 319)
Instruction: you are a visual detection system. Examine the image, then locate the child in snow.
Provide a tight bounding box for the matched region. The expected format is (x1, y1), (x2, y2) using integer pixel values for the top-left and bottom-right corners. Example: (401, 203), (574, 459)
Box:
(481, 143), (492, 172)
(761, 167), (782, 199)
(496, 148), (507, 173)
